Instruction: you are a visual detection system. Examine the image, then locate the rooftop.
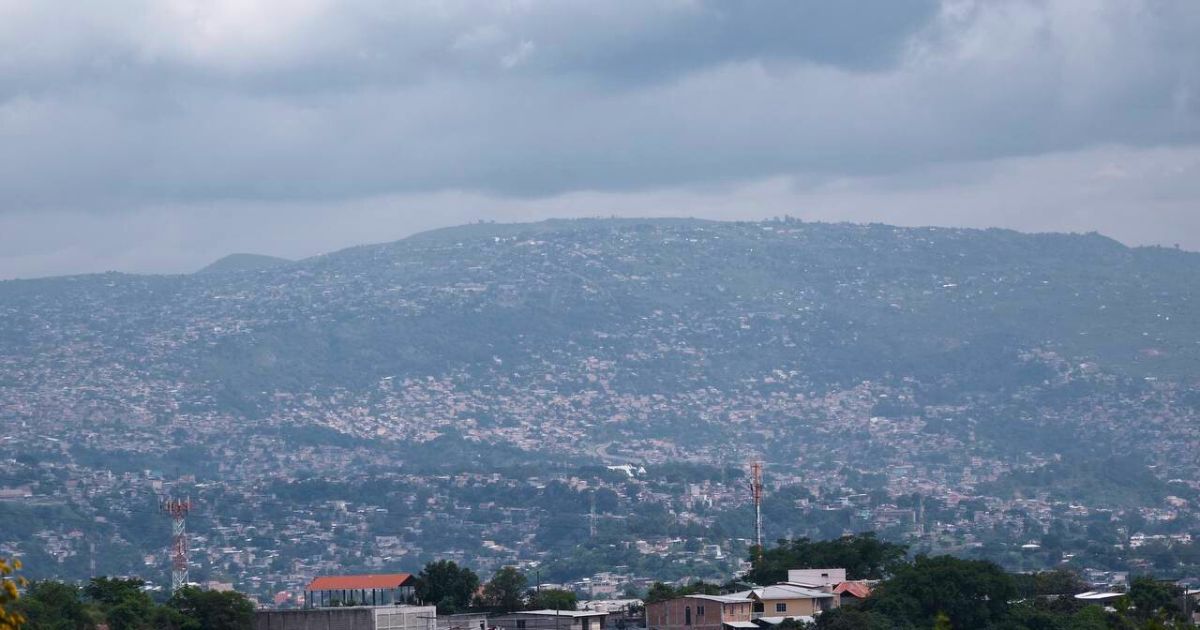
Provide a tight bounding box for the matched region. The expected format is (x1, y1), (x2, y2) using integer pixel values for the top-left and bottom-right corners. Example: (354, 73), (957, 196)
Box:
(306, 573), (415, 591)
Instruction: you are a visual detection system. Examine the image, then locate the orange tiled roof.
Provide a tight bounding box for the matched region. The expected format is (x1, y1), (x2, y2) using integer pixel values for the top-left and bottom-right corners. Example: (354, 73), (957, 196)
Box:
(306, 573), (414, 591)
(833, 581), (871, 598)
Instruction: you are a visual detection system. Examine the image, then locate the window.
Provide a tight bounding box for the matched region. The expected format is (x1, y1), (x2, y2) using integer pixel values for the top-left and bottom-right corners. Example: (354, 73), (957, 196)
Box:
(775, 603), (787, 613)
(696, 606), (704, 617)
(517, 621), (526, 629)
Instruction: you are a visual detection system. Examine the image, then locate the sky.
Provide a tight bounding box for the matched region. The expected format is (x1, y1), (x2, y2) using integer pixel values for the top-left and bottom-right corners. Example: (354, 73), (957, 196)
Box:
(1, 0), (1198, 279)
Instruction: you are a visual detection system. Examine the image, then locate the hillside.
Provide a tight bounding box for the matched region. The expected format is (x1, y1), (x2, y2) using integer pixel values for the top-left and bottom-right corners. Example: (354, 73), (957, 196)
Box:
(196, 252), (293, 274)
(4, 217), (1200, 588)
(1, 218), (1198, 470)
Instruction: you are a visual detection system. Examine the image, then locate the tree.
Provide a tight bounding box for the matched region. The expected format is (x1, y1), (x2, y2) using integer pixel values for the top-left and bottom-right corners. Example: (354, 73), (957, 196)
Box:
(1126, 576), (1181, 622)
(863, 555), (1016, 629)
(643, 582), (721, 605)
(480, 567), (527, 613)
(168, 587), (254, 630)
(1034, 569), (1088, 597)
(1066, 606), (1111, 630)
(0, 558), (27, 630)
(83, 577), (156, 630)
(644, 583), (676, 604)
(15, 581), (93, 630)
(747, 533), (907, 585)
(415, 560), (481, 614)
(527, 589), (576, 611)
(812, 608), (891, 630)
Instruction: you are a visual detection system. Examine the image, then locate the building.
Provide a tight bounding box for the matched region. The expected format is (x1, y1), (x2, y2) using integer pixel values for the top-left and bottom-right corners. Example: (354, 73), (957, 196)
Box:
(785, 569), (845, 588)
(255, 604), (437, 630)
(731, 584), (837, 619)
(304, 573), (418, 608)
(644, 594), (754, 630)
(492, 610), (609, 630)
(831, 581), (871, 602)
(437, 612), (490, 630)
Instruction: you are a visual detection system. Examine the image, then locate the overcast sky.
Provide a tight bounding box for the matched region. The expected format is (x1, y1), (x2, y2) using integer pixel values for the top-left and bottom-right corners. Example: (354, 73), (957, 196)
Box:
(1, 1), (1198, 278)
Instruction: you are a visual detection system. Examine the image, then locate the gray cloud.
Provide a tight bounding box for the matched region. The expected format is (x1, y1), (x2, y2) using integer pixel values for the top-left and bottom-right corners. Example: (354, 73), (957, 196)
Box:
(0, 1), (1198, 277)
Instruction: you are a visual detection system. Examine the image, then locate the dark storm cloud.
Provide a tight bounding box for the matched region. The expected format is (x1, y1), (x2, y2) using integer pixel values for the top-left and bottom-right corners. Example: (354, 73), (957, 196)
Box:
(1, 1), (1199, 278)
(2, 1), (1198, 206)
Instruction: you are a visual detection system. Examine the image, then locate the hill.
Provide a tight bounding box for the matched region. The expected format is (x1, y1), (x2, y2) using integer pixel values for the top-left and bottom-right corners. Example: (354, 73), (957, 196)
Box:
(1, 217), (1197, 473)
(3, 217), (1200, 589)
(196, 252), (292, 274)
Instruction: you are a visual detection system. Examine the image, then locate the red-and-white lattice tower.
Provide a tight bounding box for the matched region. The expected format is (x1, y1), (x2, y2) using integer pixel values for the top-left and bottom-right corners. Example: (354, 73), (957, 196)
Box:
(160, 497), (192, 593)
(749, 461), (764, 556)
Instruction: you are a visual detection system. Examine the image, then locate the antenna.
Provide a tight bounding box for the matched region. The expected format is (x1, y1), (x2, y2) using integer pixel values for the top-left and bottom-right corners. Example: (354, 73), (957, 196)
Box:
(160, 496), (192, 593)
(750, 461), (764, 556)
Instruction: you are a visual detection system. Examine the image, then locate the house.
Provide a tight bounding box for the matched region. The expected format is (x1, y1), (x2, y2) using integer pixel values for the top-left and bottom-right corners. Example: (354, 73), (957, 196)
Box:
(732, 584), (838, 619)
(492, 609), (609, 630)
(644, 594), (754, 630)
(832, 581), (872, 602)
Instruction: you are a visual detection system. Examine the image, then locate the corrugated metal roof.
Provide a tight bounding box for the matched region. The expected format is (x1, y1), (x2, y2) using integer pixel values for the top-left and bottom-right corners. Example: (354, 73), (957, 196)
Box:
(306, 573), (414, 591)
(685, 594), (752, 604)
(731, 584), (833, 600)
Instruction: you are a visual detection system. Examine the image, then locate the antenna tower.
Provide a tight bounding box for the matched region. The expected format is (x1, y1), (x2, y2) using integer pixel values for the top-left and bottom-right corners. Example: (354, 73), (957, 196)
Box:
(160, 496), (192, 593)
(750, 461), (764, 555)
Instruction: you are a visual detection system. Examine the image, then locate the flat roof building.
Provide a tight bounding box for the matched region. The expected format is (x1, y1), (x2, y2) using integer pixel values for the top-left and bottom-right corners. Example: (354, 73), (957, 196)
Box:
(492, 609), (609, 630)
(256, 604), (436, 630)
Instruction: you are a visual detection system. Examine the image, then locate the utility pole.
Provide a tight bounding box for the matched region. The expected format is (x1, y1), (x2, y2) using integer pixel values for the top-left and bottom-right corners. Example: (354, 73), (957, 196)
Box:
(160, 496), (192, 593)
(589, 492), (597, 539)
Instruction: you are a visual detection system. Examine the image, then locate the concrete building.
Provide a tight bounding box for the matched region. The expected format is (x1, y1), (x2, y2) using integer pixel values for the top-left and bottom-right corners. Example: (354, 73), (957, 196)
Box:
(785, 569), (845, 588)
(644, 594), (753, 630)
(437, 612), (489, 630)
(255, 604), (437, 630)
(492, 610), (609, 630)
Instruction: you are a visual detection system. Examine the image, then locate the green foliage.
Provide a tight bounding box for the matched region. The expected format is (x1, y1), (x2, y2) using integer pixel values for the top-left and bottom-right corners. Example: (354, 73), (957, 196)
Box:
(811, 608), (892, 630)
(167, 587), (254, 630)
(16, 581), (92, 630)
(20, 577), (254, 630)
(977, 456), (1173, 509)
(747, 533), (908, 584)
(527, 589), (576, 611)
(480, 567), (527, 613)
(1126, 576), (1182, 623)
(643, 581), (722, 604)
(1012, 569), (1089, 598)
(416, 560), (481, 614)
(863, 555), (1016, 629)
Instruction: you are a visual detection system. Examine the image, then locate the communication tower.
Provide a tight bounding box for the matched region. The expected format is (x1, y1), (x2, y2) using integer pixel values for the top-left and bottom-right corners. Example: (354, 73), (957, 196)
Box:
(160, 497), (192, 593)
(750, 461), (764, 555)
